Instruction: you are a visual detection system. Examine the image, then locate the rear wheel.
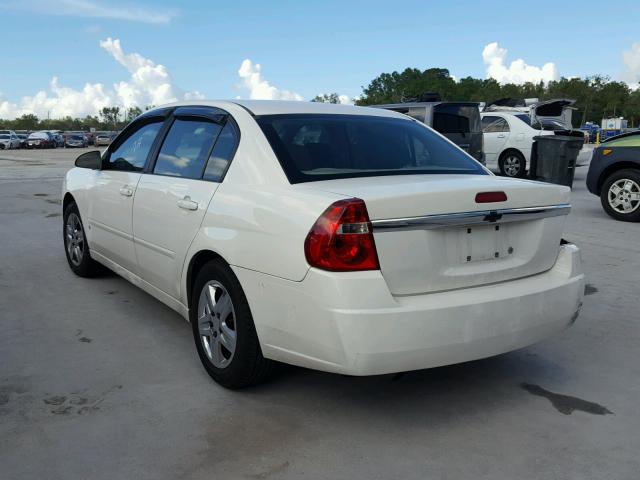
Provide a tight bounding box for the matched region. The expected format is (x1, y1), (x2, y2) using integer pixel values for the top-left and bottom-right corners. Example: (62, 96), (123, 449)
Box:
(600, 169), (640, 222)
(190, 259), (275, 389)
(499, 151), (526, 178)
(63, 202), (102, 276)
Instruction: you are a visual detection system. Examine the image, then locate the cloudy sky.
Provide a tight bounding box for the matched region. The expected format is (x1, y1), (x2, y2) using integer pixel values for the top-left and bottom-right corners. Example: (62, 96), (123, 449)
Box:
(0, 0), (638, 119)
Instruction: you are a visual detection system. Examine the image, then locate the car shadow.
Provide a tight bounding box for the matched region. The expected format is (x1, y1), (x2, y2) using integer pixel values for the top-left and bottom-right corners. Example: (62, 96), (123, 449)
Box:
(241, 349), (571, 426)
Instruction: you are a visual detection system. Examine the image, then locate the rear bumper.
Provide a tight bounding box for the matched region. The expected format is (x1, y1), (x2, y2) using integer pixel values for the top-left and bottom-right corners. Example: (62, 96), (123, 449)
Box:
(234, 244), (584, 376)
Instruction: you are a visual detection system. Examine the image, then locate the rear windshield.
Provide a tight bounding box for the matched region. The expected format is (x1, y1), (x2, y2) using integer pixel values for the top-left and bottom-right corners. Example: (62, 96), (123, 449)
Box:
(257, 114), (486, 183)
(432, 104), (481, 134)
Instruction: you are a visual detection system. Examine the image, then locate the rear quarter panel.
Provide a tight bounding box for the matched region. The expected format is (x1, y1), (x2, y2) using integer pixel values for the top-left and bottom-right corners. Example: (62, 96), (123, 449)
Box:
(185, 183), (345, 285)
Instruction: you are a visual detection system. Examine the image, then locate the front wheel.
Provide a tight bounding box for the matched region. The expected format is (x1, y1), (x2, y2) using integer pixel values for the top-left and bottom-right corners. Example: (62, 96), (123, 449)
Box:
(600, 169), (640, 222)
(63, 203), (102, 276)
(191, 260), (275, 389)
(499, 151), (526, 178)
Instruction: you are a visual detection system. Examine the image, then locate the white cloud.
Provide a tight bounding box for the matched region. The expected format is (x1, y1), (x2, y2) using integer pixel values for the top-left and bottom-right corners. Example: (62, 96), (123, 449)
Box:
(0, 38), (203, 119)
(0, 0), (177, 24)
(482, 42), (558, 85)
(237, 59), (303, 101)
(622, 42), (640, 89)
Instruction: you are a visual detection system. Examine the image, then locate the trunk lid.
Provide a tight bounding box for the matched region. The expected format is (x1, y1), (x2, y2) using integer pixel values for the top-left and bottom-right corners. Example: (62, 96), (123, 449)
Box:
(532, 99), (576, 129)
(298, 174), (570, 295)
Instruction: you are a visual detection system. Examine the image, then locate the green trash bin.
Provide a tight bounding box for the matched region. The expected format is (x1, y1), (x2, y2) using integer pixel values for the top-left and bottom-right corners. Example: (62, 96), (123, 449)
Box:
(529, 135), (583, 187)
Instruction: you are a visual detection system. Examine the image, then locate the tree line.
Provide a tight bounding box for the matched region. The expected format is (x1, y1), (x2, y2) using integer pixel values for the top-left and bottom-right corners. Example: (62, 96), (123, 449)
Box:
(0, 106), (148, 132)
(320, 68), (640, 128)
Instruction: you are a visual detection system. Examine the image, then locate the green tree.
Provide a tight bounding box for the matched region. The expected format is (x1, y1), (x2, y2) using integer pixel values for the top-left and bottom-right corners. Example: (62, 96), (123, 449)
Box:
(99, 106), (121, 129)
(312, 93), (341, 104)
(125, 106), (143, 122)
(12, 113), (40, 130)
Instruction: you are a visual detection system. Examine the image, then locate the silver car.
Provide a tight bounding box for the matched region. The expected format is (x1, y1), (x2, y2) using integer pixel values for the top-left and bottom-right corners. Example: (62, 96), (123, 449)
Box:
(0, 131), (21, 149)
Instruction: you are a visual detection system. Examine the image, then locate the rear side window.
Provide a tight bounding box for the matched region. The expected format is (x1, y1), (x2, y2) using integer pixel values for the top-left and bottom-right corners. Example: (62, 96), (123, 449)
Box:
(482, 116), (510, 133)
(433, 104), (481, 133)
(257, 114), (486, 183)
(106, 122), (163, 171)
(203, 121), (239, 182)
(154, 119), (222, 179)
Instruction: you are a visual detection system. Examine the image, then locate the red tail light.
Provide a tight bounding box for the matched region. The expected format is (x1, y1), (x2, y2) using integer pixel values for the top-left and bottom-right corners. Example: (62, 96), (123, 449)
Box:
(304, 198), (379, 272)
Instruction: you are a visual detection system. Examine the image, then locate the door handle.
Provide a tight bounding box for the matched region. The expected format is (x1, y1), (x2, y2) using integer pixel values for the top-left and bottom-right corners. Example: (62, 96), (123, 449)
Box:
(119, 185), (134, 197)
(497, 134), (506, 138)
(177, 196), (198, 211)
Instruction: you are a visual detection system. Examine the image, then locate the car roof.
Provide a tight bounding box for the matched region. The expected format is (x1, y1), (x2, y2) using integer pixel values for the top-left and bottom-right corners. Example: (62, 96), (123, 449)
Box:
(481, 111), (526, 118)
(374, 101), (479, 108)
(146, 100), (408, 119)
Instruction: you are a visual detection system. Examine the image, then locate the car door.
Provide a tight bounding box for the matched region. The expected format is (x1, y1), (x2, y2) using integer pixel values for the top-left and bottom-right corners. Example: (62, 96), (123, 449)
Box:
(132, 107), (239, 300)
(481, 115), (510, 166)
(87, 117), (166, 274)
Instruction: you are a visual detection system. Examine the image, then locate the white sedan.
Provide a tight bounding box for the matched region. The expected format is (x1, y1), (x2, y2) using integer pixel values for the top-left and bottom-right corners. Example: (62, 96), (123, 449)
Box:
(63, 101), (584, 388)
(482, 112), (591, 177)
(482, 111), (555, 177)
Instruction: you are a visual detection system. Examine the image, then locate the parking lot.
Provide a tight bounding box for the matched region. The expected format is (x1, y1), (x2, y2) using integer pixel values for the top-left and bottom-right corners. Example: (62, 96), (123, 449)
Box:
(1, 148), (638, 479)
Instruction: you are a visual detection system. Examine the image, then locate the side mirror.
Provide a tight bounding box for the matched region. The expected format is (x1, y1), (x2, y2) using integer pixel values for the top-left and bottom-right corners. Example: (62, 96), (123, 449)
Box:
(75, 150), (102, 170)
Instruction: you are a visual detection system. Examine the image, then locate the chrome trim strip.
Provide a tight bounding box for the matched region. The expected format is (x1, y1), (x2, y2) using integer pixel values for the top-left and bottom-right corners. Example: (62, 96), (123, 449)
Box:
(371, 204), (571, 231)
(88, 219), (133, 241)
(134, 236), (176, 259)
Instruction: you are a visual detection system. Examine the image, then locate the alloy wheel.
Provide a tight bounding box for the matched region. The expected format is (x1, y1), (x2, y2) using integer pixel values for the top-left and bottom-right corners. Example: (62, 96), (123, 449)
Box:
(197, 281), (237, 369)
(503, 155), (521, 177)
(65, 213), (85, 266)
(608, 179), (640, 214)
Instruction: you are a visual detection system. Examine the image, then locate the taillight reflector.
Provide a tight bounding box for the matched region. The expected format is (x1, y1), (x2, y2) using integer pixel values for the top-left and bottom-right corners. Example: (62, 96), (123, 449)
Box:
(475, 191), (508, 203)
(304, 198), (380, 272)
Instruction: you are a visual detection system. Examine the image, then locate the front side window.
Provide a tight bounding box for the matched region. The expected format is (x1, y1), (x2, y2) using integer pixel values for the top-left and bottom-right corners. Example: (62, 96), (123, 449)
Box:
(482, 116), (509, 133)
(105, 122), (163, 172)
(154, 119), (222, 179)
(257, 114), (486, 183)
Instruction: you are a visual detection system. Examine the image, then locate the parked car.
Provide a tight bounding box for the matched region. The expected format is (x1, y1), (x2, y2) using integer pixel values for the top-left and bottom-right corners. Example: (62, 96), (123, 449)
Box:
(373, 100), (485, 164)
(16, 133), (28, 148)
(94, 133), (114, 146)
(50, 132), (64, 148)
(65, 134), (88, 148)
(481, 112), (591, 177)
(481, 111), (554, 177)
(25, 131), (55, 149)
(586, 131), (640, 222)
(0, 131), (21, 149)
(63, 100), (584, 388)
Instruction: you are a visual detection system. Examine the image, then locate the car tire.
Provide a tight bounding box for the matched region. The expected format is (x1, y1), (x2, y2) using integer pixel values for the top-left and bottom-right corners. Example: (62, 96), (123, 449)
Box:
(600, 169), (640, 222)
(190, 259), (276, 389)
(63, 202), (102, 277)
(499, 151), (526, 178)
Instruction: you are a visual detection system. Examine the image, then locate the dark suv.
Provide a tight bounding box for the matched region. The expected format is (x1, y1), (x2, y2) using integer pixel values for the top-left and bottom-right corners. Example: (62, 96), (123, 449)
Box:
(374, 101), (484, 164)
(586, 131), (640, 222)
